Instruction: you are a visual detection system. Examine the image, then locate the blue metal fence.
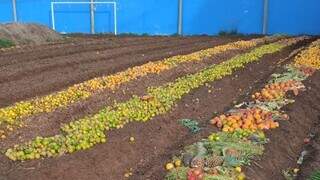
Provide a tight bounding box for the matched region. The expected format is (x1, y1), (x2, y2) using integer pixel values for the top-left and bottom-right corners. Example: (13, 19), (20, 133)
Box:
(0, 0), (319, 35)
(183, 0), (264, 35)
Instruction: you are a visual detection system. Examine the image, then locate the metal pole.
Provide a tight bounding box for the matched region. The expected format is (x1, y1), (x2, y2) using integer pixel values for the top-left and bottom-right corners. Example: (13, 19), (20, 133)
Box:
(90, 0), (95, 34)
(51, 2), (55, 30)
(262, 0), (269, 35)
(178, 0), (183, 35)
(114, 2), (117, 35)
(12, 0), (17, 22)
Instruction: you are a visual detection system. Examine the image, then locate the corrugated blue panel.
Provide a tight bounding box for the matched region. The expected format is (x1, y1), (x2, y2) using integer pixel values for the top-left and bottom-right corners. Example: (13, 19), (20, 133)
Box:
(116, 0), (178, 35)
(94, 3), (114, 33)
(182, 0), (264, 35)
(16, 0), (51, 26)
(0, 0), (13, 22)
(268, 0), (320, 35)
(54, 3), (91, 33)
(0, 0), (319, 35)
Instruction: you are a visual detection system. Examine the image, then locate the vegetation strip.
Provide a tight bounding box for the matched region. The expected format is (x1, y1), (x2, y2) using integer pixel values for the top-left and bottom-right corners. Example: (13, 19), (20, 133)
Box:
(4, 37), (302, 161)
(164, 37), (319, 180)
(0, 36), (282, 133)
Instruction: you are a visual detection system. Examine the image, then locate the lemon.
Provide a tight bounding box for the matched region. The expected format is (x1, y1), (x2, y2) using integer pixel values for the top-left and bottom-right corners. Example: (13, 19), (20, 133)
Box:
(174, 159), (182, 167)
(238, 173), (246, 180)
(235, 166), (242, 173)
(165, 163), (174, 170)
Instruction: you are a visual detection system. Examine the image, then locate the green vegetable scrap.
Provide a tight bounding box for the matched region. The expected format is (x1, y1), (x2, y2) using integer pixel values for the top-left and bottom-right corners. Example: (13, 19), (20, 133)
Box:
(179, 119), (201, 133)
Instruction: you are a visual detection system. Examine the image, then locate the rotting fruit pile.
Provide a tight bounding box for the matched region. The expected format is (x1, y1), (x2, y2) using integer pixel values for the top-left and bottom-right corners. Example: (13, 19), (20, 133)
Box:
(164, 38), (320, 180)
(0, 36), (283, 137)
(210, 107), (279, 132)
(4, 37), (305, 161)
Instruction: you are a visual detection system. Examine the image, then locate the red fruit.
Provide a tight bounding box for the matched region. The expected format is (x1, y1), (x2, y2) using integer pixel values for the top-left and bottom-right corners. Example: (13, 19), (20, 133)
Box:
(187, 170), (197, 180)
(193, 168), (202, 176)
(188, 168), (204, 180)
(188, 175), (196, 180)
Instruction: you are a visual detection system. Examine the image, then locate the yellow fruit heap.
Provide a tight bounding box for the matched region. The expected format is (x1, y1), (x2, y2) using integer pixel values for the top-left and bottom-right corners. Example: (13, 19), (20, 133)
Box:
(210, 108), (279, 132)
(252, 80), (304, 101)
(0, 37), (280, 130)
(294, 39), (320, 69)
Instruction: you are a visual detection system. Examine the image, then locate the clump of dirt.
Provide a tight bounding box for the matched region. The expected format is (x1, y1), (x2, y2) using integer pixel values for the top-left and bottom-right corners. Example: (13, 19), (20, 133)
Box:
(0, 23), (63, 45)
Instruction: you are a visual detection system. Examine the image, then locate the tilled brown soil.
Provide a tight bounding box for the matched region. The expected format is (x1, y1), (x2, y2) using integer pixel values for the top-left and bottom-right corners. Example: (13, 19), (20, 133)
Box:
(0, 37), (207, 84)
(244, 72), (320, 180)
(0, 36), (169, 66)
(0, 36), (186, 63)
(0, 36), (243, 107)
(0, 41), (257, 150)
(0, 39), (309, 180)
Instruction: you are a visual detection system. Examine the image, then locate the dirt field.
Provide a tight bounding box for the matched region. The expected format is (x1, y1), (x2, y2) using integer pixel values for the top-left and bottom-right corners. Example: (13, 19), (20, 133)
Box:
(0, 36), (247, 107)
(0, 35), (319, 180)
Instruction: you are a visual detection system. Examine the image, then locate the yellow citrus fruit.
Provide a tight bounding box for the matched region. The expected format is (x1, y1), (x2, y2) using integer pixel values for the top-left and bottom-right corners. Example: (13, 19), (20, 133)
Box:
(165, 163), (174, 170)
(238, 173), (246, 180)
(235, 166), (242, 173)
(174, 159), (182, 167)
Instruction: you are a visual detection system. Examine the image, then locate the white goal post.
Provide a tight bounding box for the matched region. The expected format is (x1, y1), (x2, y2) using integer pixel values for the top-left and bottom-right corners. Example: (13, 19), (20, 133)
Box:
(51, 1), (117, 35)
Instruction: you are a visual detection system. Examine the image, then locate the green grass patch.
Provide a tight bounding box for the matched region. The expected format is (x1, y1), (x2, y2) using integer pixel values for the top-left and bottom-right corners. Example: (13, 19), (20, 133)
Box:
(0, 39), (14, 48)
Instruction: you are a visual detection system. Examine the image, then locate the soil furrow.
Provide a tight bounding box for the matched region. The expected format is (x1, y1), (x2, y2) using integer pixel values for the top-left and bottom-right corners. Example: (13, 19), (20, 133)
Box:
(0, 36), (167, 58)
(0, 36), (184, 67)
(0, 39), (307, 180)
(0, 38), (216, 84)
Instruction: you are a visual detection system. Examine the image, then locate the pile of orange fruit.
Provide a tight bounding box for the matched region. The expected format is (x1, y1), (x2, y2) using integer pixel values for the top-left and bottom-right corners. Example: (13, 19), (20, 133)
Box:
(251, 80), (303, 101)
(210, 108), (279, 132)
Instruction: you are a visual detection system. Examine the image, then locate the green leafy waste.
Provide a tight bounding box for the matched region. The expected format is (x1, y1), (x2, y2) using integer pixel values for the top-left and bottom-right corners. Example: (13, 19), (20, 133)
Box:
(309, 170), (320, 180)
(179, 119), (201, 133)
(166, 167), (189, 180)
(269, 65), (307, 83)
(165, 131), (265, 180)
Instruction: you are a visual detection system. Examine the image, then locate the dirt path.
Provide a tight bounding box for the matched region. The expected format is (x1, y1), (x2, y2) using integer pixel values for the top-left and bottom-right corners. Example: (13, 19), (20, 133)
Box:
(0, 37), (239, 107)
(0, 39), (308, 180)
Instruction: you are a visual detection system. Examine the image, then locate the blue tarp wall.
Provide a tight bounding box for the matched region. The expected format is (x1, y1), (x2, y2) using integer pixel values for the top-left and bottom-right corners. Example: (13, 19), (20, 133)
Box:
(0, 0), (319, 35)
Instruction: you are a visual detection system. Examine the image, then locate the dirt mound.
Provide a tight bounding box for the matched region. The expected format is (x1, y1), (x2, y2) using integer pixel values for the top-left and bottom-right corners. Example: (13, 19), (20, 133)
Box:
(0, 23), (63, 45)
